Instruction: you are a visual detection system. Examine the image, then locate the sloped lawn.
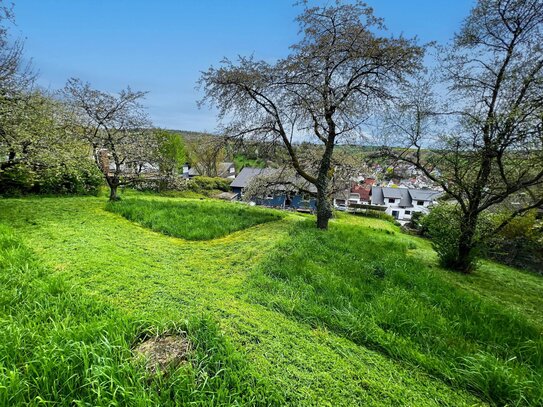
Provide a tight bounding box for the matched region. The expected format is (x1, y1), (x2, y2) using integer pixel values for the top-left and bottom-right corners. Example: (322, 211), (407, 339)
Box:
(0, 225), (280, 406)
(249, 220), (543, 405)
(0, 196), (541, 406)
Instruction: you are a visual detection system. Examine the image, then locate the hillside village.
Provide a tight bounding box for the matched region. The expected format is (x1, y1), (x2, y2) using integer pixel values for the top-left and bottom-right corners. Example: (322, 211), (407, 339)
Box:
(97, 144), (445, 225)
(1, 1), (543, 406)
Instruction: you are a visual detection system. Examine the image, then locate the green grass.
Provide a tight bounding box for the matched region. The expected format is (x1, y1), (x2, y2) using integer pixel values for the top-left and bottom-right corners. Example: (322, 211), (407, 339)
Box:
(249, 220), (543, 405)
(0, 195), (542, 405)
(105, 198), (283, 240)
(0, 224), (281, 406)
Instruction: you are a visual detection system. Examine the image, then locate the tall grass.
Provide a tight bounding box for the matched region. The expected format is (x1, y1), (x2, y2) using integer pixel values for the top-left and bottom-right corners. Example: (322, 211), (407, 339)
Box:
(249, 220), (543, 406)
(0, 225), (282, 405)
(106, 198), (283, 240)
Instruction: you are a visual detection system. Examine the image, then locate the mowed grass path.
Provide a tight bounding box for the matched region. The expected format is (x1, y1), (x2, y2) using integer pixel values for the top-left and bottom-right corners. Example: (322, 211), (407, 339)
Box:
(1, 196), (541, 405)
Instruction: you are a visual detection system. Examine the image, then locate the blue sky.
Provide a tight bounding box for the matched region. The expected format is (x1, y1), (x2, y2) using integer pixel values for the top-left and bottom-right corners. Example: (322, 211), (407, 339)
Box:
(14, 0), (474, 131)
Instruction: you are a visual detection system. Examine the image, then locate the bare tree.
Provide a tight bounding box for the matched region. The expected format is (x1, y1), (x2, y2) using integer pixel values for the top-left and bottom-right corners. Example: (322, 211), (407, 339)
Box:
(185, 136), (226, 177)
(199, 0), (422, 229)
(383, 0), (543, 272)
(63, 78), (154, 201)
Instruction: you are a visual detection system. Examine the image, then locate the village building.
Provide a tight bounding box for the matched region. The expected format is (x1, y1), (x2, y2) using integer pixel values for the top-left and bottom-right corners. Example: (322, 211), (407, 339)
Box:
(370, 186), (441, 224)
(183, 162), (236, 179)
(230, 167), (317, 212)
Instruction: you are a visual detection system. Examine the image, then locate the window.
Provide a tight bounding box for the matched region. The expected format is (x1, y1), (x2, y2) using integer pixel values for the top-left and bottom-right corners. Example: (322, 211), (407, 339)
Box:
(392, 210), (399, 219)
(388, 198), (396, 203)
(417, 200), (424, 206)
(265, 194), (274, 200)
(405, 210), (411, 215)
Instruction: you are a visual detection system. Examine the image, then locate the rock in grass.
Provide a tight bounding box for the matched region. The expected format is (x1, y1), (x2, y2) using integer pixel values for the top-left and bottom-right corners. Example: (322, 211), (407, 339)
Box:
(133, 334), (190, 373)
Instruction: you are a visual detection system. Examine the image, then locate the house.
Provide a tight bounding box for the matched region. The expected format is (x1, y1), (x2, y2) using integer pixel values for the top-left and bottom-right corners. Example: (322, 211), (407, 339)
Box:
(347, 178), (375, 205)
(218, 162), (237, 179)
(370, 186), (442, 224)
(184, 162), (236, 179)
(333, 189), (351, 210)
(101, 150), (160, 177)
(231, 167), (317, 211)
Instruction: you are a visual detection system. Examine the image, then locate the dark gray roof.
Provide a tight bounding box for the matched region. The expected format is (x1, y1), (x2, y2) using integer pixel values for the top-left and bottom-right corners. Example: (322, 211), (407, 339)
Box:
(218, 162), (235, 177)
(231, 167), (318, 194)
(371, 186), (441, 207)
(371, 186), (385, 205)
(399, 189), (411, 207)
(230, 167), (267, 188)
(381, 187), (403, 199)
(409, 189), (441, 201)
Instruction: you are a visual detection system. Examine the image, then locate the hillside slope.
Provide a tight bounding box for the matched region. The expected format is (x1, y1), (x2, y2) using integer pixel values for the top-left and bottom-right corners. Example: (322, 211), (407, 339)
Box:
(1, 196), (542, 405)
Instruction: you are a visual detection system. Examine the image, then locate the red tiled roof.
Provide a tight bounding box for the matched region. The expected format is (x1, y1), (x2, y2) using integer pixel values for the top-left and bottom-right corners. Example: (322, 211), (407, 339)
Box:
(351, 184), (371, 201)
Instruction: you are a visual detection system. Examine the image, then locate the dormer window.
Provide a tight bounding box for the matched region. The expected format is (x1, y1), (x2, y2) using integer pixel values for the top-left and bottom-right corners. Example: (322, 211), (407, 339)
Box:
(417, 200), (424, 205)
(388, 198), (395, 203)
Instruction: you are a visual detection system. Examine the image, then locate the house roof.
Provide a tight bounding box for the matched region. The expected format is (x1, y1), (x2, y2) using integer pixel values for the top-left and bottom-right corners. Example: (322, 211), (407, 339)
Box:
(351, 184), (371, 201)
(189, 162), (235, 178)
(231, 167), (318, 194)
(230, 167), (268, 188)
(371, 186), (385, 205)
(218, 162), (235, 177)
(217, 191), (238, 201)
(409, 189), (441, 201)
(371, 186), (441, 207)
(382, 187), (403, 199)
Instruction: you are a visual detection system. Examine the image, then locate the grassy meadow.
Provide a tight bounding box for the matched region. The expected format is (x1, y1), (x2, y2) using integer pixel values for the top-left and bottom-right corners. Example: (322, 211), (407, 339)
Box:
(0, 194), (542, 406)
(105, 198), (283, 240)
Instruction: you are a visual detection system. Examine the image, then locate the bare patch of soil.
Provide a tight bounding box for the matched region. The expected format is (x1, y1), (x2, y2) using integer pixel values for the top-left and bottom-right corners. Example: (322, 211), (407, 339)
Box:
(133, 334), (190, 373)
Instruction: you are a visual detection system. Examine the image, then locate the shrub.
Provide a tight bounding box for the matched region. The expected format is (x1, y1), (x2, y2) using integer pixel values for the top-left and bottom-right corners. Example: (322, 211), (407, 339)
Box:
(421, 204), (473, 268)
(486, 211), (543, 274)
(408, 211), (426, 233)
(133, 176), (189, 193)
(36, 162), (103, 195)
(189, 176), (231, 192)
(421, 204), (497, 270)
(0, 164), (36, 196)
(0, 161), (103, 196)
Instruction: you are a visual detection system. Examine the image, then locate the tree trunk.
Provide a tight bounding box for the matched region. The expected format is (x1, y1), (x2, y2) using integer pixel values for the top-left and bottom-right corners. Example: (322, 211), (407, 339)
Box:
(109, 184), (119, 201)
(316, 181), (332, 230)
(107, 177), (120, 201)
(453, 213), (479, 273)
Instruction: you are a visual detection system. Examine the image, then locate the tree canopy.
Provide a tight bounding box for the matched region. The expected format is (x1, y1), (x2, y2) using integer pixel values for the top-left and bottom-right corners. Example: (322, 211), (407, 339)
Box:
(382, 0), (543, 272)
(200, 0), (423, 229)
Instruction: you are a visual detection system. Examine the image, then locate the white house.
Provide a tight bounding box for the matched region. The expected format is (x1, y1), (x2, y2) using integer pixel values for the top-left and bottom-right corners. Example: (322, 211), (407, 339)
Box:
(370, 186), (441, 224)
